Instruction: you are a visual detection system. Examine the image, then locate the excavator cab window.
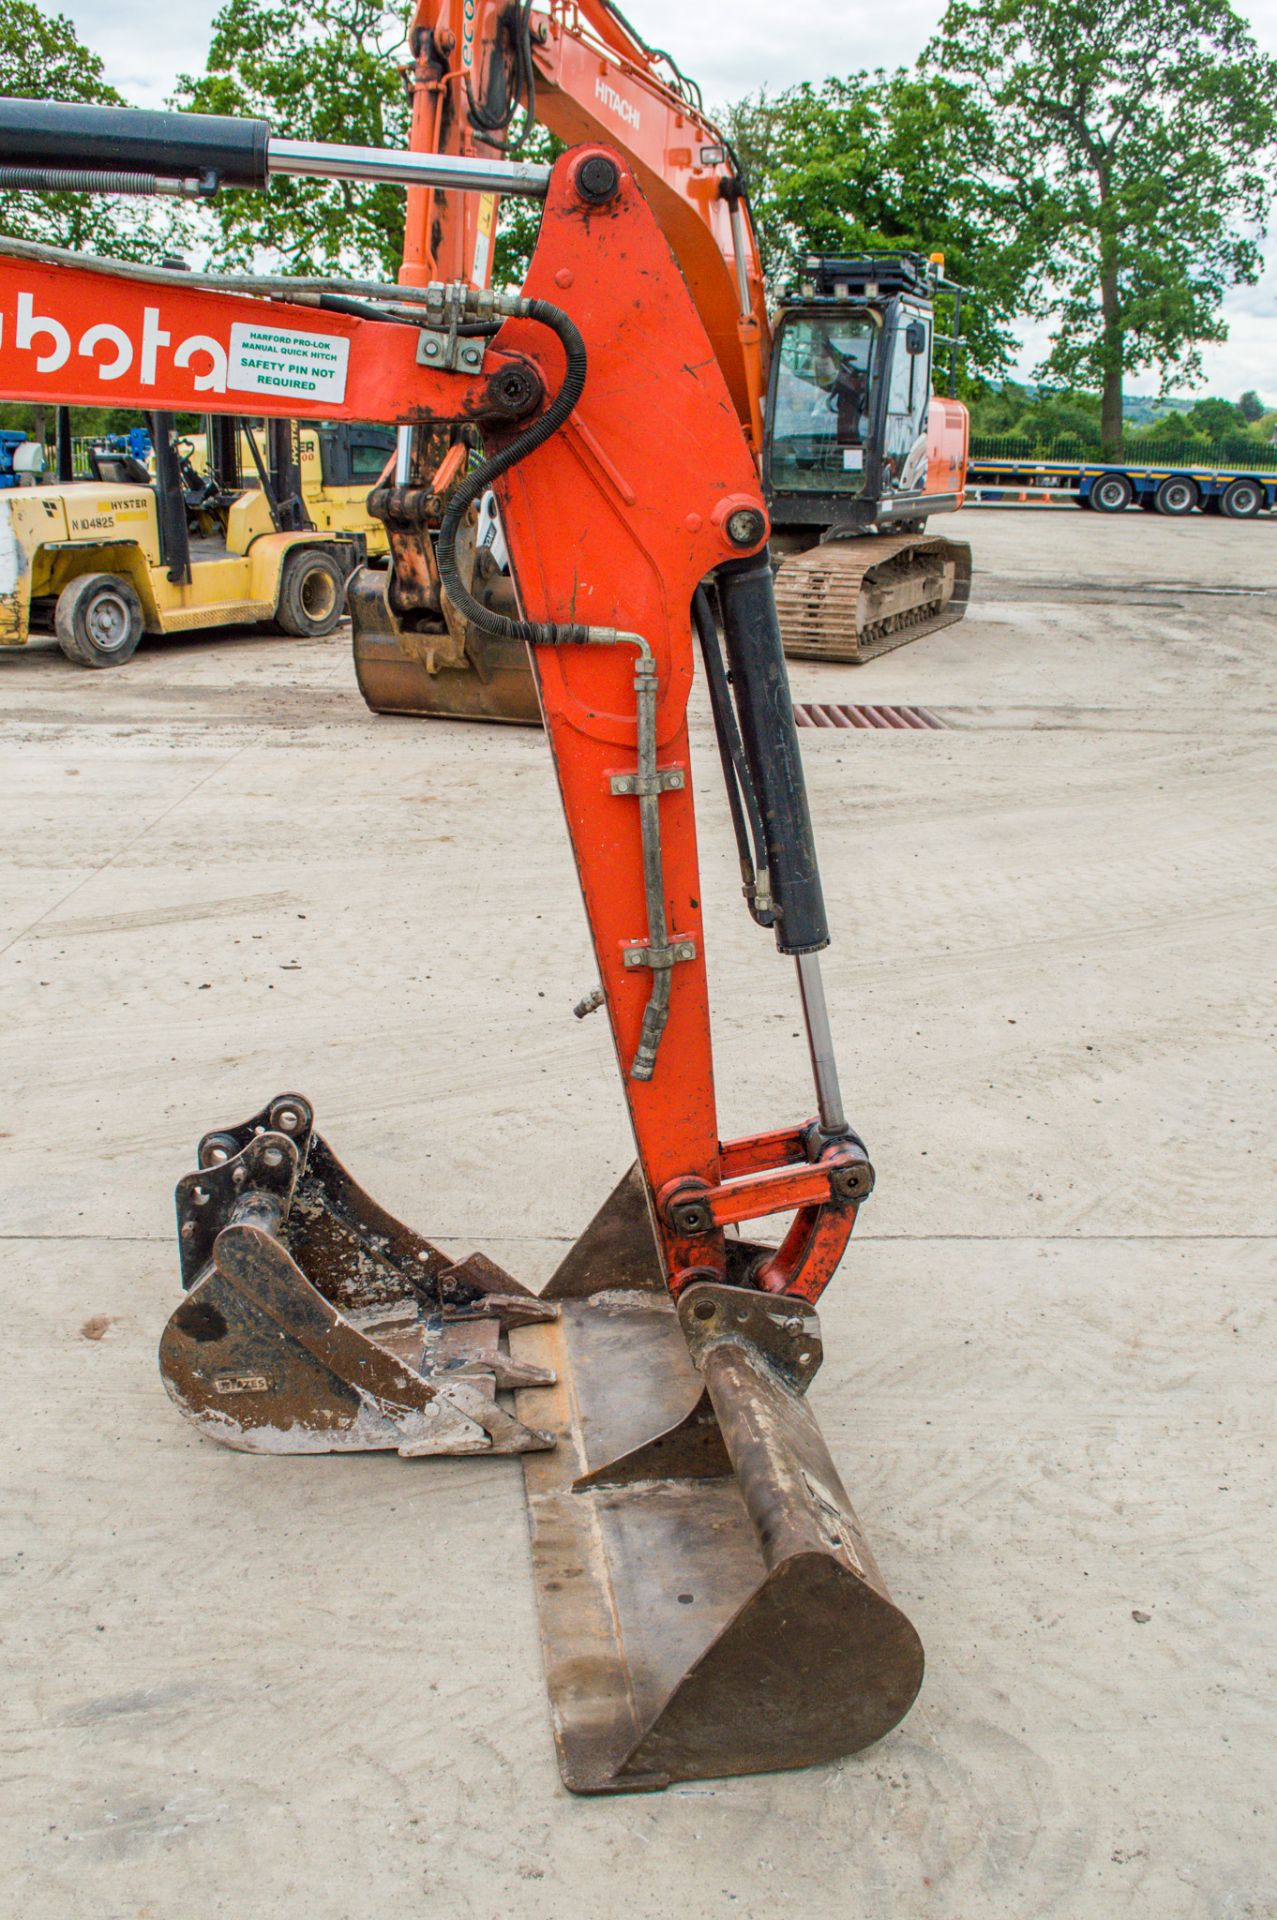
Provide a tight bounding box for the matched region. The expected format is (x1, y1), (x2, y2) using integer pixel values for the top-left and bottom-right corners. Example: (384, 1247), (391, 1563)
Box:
(882, 306), (933, 496)
(766, 311), (880, 495)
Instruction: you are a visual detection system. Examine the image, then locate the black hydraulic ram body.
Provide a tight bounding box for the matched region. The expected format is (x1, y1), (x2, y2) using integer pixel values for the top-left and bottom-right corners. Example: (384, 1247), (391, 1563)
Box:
(0, 101), (270, 196)
(715, 554), (830, 956)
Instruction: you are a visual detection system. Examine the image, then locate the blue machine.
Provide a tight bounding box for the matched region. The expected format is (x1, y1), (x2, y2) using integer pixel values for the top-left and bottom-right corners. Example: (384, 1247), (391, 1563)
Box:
(96, 426), (154, 463)
(0, 428), (28, 489)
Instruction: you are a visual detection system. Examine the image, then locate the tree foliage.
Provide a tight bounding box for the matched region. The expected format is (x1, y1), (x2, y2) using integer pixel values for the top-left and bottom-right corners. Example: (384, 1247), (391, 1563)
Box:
(967, 379), (1277, 462)
(491, 124), (561, 288)
(721, 71), (1033, 382)
(925, 0), (1277, 453)
(0, 0), (189, 260)
(174, 0), (412, 276)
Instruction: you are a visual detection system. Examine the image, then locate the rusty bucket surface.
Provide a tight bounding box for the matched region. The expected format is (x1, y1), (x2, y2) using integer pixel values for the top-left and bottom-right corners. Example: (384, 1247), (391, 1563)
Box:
(511, 1167), (924, 1793)
(348, 562), (543, 725)
(160, 1093), (557, 1456)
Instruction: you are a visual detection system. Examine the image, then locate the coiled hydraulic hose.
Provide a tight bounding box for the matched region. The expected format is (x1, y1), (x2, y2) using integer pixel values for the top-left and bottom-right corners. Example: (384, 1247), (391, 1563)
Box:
(435, 295), (590, 649)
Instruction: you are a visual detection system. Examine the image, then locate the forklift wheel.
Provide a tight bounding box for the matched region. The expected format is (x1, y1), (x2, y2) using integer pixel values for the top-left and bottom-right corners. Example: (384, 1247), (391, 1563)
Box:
(276, 550), (346, 637)
(55, 573), (144, 668)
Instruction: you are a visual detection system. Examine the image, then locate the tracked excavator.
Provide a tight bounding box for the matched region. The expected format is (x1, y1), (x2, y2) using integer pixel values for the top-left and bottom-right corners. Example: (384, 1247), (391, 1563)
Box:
(352, 0), (973, 720)
(0, 99), (926, 1793)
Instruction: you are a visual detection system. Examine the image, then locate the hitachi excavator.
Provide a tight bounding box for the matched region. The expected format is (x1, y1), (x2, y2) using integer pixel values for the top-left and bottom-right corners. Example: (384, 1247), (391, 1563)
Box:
(352, 0), (972, 720)
(0, 99), (926, 1793)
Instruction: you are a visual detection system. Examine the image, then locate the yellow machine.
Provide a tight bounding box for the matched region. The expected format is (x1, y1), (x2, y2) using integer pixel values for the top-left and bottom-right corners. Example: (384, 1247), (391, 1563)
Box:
(184, 421), (396, 550)
(0, 413), (396, 667)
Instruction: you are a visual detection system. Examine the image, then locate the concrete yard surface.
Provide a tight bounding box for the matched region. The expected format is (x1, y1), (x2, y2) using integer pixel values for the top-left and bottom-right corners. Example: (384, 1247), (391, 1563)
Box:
(1, 506), (1273, 1919)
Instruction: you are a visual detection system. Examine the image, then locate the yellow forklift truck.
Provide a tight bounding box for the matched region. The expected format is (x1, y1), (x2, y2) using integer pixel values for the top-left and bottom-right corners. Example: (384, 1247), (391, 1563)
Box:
(0, 409), (396, 667)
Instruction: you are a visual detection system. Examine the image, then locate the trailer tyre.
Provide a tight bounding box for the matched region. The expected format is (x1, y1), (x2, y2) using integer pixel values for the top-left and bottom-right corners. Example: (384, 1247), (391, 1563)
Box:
(1221, 478), (1263, 520)
(1155, 476), (1198, 516)
(1090, 474), (1132, 513)
(55, 573), (144, 668)
(276, 549), (346, 637)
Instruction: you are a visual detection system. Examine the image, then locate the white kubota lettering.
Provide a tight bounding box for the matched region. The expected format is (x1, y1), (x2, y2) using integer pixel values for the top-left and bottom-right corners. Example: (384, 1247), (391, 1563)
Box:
(139, 307), (171, 386)
(6, 288), (344, 403)
(16, 292), (70, 373)
(78, 323), (133, 379)
(173, 334), (228, 393)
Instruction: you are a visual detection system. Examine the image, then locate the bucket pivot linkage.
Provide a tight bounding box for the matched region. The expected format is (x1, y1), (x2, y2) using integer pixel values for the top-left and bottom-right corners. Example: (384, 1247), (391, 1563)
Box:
(160, 1093), (557, 1456)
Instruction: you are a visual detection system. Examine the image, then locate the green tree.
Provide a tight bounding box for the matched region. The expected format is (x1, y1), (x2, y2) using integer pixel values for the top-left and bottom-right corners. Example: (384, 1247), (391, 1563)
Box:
(721, 71), (1033, 381)
(0, 0), (195, 440)
(0, 0), (189, 260)
(491, 124), (561, 288)
(174, 0), (412, 277)
(1238, 389), (1265, 424)
(1183, 395), (1242, 438)
(926, 0), (1277, 457)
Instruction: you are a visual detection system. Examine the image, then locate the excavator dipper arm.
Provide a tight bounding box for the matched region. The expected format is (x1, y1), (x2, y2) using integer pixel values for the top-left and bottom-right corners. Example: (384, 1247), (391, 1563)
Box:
(0, 109), (922, 1792)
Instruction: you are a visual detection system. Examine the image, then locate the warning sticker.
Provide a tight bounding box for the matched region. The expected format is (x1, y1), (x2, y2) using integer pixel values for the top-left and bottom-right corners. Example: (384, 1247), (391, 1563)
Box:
(227, 323), (349, 403)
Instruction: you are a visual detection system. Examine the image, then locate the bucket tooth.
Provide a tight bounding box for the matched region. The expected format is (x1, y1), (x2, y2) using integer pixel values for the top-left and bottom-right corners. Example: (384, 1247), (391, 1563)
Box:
(160, 1093), (557, 1457)
(511, 1187), (923, 1794)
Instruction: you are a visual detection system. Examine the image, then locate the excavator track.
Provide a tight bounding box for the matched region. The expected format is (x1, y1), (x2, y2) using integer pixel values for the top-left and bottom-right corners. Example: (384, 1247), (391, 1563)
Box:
(774, 535), (973, 665)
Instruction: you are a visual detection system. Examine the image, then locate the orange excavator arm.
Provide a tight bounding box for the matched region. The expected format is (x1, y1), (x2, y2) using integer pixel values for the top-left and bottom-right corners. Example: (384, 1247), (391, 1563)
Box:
(0, 116), (861, 1303)
(0, 103), (926, 1795)
(399, 0), (769, 451)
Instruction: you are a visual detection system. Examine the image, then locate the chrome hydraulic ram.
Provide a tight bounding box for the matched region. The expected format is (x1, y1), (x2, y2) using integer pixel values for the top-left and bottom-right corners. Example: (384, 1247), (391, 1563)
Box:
(714, 554), (849, 1137)
(0, 102), (551, 201)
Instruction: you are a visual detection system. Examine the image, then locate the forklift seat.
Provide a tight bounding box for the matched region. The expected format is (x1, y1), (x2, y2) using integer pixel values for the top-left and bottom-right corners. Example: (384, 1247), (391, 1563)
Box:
(89, 450), (153, 486)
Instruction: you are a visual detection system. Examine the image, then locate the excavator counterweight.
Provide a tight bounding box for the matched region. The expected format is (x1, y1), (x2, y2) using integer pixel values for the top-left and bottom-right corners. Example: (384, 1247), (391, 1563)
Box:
(0, 100), (925, 1794)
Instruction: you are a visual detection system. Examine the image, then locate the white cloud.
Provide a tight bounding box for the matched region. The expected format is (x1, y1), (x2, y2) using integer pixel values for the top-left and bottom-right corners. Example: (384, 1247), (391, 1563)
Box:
(39, 0), (1277, 400)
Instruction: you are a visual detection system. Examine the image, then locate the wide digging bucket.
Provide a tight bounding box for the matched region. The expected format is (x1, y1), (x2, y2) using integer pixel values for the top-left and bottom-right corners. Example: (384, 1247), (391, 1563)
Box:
(160, 1093), (557, 1456)
(510, 1167), (925, 1793)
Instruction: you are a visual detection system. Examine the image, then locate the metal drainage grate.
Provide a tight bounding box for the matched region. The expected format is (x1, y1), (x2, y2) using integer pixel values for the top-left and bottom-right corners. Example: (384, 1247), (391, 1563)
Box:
(793, 702), (948, 731)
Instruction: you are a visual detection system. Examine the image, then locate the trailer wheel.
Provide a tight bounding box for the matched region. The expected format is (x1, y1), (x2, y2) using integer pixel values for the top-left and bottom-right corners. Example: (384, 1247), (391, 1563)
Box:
(275, 549), (346, 637)
(1221, 478), (1263, 520)
(55, 572), (144, 668)
(1155, 476), (1198, 516)
(1090, 474), (1132, 513)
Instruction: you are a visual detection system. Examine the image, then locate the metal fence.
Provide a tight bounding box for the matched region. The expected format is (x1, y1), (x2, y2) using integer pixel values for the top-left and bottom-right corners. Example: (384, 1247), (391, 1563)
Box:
(969, 434), (1277, 473)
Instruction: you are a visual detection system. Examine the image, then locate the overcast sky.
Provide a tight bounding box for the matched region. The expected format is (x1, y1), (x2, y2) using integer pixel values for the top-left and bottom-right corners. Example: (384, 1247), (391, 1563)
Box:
(48, 0), (1277, 401)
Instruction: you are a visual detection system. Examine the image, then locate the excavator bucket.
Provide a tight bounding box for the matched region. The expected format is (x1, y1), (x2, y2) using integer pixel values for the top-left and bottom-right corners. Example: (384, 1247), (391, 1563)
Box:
(510, 1167), (925, 1794)
(348, 532), (543, 725)
(160, 1093), (557, 1456)
(775, 534), (973, 664)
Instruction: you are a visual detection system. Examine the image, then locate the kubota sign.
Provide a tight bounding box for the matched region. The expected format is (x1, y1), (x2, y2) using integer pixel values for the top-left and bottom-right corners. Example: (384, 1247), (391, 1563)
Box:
(0, 254), (454, 422)
(2, 290), (349, 402)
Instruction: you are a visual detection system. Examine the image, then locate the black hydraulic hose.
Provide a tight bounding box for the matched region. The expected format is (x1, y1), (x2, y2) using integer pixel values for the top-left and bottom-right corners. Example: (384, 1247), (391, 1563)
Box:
(435, 296), (592, 648)
(506, 2), (538, 157)
(692, 585), (775, 928)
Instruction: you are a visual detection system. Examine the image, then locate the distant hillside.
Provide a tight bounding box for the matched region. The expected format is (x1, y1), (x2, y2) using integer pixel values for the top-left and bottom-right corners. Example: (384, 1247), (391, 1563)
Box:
(1123, 395), (1198, 425)
(966, 382), (1277, 464)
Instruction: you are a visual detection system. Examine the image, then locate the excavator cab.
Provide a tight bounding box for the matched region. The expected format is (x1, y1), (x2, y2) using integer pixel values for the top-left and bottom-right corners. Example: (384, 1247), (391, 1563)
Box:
(765, 255), (942, 538)
(766, 254), (973, 663)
